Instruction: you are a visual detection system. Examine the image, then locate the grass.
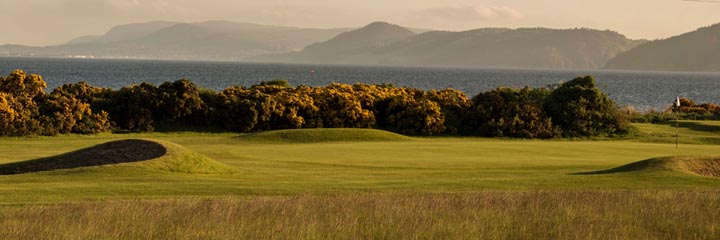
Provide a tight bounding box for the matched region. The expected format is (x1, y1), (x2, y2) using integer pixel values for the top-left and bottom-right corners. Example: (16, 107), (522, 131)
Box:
(0, 121), (719, 238)
(235, 128), (412, 143)
(0, 139), (235, 175)
(576, 156), (720, 177)
(632, 120), (720, 144)
(2, 191), (719, 239)
(0, 123), (719, 203)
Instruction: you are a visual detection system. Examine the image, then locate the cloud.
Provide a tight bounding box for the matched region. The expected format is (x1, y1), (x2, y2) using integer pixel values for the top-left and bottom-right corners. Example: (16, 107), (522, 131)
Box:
(420, 5), (523, 21)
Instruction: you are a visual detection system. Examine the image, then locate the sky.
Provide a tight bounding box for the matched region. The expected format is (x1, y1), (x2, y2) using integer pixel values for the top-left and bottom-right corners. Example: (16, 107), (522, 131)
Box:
(2, 0), (720, 46)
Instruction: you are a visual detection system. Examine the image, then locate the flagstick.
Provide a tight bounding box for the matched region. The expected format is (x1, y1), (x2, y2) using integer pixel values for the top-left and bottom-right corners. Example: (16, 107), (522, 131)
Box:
(675, 96), (680, 149)
(676, 116), (679, 149)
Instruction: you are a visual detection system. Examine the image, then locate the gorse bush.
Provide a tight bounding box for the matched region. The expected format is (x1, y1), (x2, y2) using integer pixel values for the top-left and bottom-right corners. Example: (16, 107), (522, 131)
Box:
(626, 98), (720, 123)
(673, 97), (720, 120)
(462, 87), (558, 138)
(544, 76), (628, 137)
(0, 70), (110, 136)
(0, 69), (632, 138)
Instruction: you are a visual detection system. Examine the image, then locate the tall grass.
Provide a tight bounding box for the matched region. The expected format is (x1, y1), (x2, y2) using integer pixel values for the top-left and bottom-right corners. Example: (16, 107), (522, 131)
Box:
(2, 191), (719, 239)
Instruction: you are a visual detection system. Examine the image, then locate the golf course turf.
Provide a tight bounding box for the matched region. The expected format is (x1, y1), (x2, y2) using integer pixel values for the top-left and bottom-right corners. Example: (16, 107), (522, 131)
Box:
(1, 121), (719, 239)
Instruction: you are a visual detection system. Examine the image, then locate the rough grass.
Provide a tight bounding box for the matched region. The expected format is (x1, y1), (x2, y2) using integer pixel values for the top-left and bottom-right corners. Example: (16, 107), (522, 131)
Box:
(0, 139), (235, 175)
(1, 191), (719, 240)
(235, 128), (412, 143)
(677, 157), (720, 177)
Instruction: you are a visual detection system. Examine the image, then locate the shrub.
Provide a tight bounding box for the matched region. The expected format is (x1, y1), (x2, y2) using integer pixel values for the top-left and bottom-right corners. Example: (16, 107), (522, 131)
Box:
(38, 94), (111, 135)
(254, 79), (291, 88)
(462, 87), (558, 138)
(0, 69), (636, 138)
(424, 89), (472, 134)
(156, 79), (204, 122)
(311, 84), (375, 129)
(105, 83), (160, 131)
(382, 95), (445, 136)
(0, 70), (46, 99)
(544, 76), (628, 137)
(0, 92), (42, 136)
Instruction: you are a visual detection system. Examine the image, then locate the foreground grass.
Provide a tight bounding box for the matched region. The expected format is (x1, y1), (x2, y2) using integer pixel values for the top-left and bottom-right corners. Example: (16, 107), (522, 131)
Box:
(2, 191), (719, 240)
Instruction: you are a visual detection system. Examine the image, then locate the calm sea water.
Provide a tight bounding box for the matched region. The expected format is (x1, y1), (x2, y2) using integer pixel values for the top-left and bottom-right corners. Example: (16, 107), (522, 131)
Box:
(2, 57), (719, 110)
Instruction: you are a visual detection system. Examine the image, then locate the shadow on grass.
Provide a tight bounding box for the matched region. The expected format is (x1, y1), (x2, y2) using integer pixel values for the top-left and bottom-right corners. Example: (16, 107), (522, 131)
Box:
(664, 121), (720, 133)
(570, 158), (664, 175)
(232, 128), (413, 144)
(0, 140), (167, 175)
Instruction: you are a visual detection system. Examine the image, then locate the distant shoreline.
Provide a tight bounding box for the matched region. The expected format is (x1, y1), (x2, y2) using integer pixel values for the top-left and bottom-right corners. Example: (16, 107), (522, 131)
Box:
(4, 56), (720, 75)
(2, 57), (720, 110)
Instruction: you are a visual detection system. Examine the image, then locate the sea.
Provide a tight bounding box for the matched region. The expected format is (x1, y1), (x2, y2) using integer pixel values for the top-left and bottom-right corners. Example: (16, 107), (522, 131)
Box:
(2, 57), (720, 110)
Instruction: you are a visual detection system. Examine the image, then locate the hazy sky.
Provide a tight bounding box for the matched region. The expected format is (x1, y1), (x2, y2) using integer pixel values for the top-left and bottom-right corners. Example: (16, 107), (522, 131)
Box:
(2, 0), (720, 46)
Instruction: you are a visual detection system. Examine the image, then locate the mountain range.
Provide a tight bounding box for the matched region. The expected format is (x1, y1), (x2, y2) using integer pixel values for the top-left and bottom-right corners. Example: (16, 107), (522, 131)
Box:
(0, 21), (350, 61)
(604, 23), (720, 72)
(2, 20), (719, 71)
(258, 22), (645, 69)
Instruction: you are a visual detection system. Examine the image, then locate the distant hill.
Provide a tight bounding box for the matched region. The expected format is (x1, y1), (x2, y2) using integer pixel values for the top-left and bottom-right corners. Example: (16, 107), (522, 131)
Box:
(605, 23), (720, 72)
(265, 22), (417, 64)
(258, 22), (644, 69)
(1, 20), (644, 69)
(0, 21), (349, 61)
(65, 21), (178, 45)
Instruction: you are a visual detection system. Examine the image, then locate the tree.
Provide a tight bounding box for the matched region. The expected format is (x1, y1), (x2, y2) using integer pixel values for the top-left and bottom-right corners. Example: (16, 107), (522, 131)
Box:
(544, 76), (628, 137)
(463, 87), (557, 138)
(105, 83), (160, 131)
(157, 79), (204, 122)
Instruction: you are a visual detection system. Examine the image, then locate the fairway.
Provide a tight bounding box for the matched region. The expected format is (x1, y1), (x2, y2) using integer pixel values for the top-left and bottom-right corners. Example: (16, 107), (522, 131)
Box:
(1, 122), (720, 239)
(1, 121), (719, 204)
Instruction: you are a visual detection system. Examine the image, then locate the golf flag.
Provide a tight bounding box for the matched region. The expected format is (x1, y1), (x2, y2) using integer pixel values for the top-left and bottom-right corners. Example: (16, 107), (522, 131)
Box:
(675, 97), (681, 108)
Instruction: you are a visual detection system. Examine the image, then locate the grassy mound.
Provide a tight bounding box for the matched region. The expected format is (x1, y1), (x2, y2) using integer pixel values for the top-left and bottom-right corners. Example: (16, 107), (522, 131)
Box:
(577, 156), (720, 177)
(236, 128), (413, 143)
(0, 139), (235, 175)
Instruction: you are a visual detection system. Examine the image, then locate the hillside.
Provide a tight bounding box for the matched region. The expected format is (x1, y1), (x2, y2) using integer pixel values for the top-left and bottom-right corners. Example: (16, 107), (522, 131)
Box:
(275, 22), (417, 64)
(0, 21), (348, 61)
(65, 21), (178, 45)
(605, 23), (720, 72)
(0, 20), (645, 68)
(260, 23), (644, 69)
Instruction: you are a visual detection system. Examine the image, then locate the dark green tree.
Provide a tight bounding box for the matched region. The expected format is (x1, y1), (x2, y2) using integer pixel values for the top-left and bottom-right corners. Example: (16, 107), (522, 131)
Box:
(156, 79), (204, 122)
(544, 76), (628, 137)
(106, 83), (160, 131)
(463, 87), (557, 138)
